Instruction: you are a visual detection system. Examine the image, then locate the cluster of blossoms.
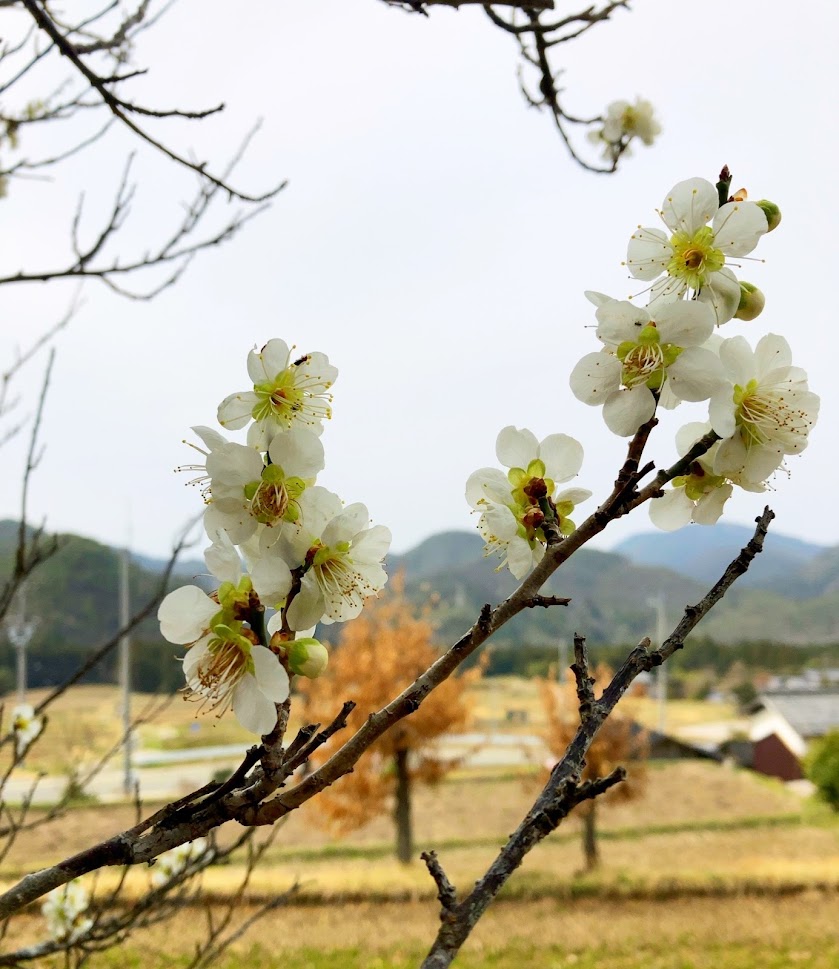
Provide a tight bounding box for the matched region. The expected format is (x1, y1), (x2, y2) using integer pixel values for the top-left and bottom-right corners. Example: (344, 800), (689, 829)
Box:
(158, 339), (391, 735)
(468, 171), (819, 570)
(42, 881), (92, 943)
(9, 703), (42, 756)
(570, 172), (818, 530)
(588, 97), (661, 165)
(151, 838), (209, 888)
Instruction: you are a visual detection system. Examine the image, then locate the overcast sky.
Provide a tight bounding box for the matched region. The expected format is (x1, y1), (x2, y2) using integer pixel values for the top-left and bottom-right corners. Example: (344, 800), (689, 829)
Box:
(1, 0), (837, 561)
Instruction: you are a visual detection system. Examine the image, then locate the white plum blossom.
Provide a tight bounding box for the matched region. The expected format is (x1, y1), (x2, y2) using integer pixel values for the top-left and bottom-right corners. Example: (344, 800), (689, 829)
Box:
(182, 629), (290, 735)
(10, 704), (42, 756)
(151, 838), (210, 888)
(269, 487), (391, 630)
(569, 299), (724, 436)
(42, 881), (93, 943)
(708, 334), (819, 480)
(217, 339), (337, 447)
(158, 533), (291, 735)
(588, 97), (660, 163)
(650, 423), (777, 532)
(203, 426), (325, 545)
(626, 177), (769, 325)
(466, 427), (591, 579)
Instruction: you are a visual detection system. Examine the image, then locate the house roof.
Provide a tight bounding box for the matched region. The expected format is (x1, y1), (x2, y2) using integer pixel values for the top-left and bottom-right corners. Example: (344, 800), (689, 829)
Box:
(753, 690), (839, 740)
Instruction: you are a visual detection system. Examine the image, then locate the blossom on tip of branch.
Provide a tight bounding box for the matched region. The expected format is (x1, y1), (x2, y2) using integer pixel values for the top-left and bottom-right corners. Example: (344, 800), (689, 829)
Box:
(466, 426), (591, 579)
(217, 339), (337, 444)
(42, 881), (92, 944)
(708, 333), (820, 479)
(10, 704), (43, 756)
(569, 299), (724, 436)
(626, 177), (769, 325)
(588, 97), (660, 163)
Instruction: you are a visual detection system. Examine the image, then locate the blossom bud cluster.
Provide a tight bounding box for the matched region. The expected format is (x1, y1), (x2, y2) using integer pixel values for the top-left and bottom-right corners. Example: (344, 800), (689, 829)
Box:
(588, 98), (661, 165)
(42, 881), (92, 944)
(151, 838), (209, 887)
(158, 339), (391, 735)
(569, 175), (819, 530)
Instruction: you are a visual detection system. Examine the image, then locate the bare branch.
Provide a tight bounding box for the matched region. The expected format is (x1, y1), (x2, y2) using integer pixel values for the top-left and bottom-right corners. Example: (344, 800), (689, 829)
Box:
(421, 850), (458, 912)
(418, 509), (774, 967)
(21, 0), (283, 203)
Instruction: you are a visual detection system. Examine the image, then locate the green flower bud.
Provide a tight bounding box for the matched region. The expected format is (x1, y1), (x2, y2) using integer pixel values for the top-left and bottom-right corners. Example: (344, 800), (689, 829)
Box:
(756, 200), (781, 232)
(734, 282), (766, 322)
(287, 638), (329, 678)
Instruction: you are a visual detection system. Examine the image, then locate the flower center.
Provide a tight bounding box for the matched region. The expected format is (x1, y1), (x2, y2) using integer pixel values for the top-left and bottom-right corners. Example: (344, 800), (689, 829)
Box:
(667, 226), (725, 290)
(187, 627), (254, 718)
(251, 357), (333, 429)
(620, 343), (664, 388)
(251, 477), (290, 525)
(733, 380), (810, 449)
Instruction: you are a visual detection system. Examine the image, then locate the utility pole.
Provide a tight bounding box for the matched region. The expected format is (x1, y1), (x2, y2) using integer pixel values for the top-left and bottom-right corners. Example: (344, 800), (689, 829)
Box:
(557, 637), (568, 684)
(6, 586), (38, 706)
(119, 545), (134, 795)
(556, 637), (568, 713)
(647, 594), (668, 734)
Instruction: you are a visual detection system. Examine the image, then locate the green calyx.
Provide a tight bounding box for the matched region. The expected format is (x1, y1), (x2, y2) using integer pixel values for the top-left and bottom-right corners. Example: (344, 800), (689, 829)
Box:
(674, 466), (726, 501)
(209, 621), (253, 660)
(508, 464), (554, 509)
(215, 576), (254, 619)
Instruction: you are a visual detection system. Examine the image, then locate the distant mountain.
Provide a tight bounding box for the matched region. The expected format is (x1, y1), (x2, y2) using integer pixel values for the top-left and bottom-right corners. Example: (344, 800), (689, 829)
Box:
(614, 523), (828, 589)
(0, 520), (190, 692)
(2, 517), (837, 695)
(394, 529), (839, 647)
(131, 550), (206, 581)
(390, 530), (485, 580)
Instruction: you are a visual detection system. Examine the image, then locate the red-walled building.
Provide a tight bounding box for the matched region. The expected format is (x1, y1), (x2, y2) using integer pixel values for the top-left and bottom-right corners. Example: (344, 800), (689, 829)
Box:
(749, 690), (839, 781)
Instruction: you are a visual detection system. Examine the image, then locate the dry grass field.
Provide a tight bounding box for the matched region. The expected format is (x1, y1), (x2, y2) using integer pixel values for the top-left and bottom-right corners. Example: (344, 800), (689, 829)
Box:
(3, 686), (837, 967)
(7, 893), (839, 968)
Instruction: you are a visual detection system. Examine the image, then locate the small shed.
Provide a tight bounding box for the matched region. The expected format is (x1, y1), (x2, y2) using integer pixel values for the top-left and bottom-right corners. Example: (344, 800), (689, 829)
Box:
(748, 690), (839, 781)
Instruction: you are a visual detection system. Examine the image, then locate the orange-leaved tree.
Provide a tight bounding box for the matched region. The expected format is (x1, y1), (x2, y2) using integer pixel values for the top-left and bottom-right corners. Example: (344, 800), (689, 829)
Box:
(297, 576), (480, 863)
(542, 663), (648, 871)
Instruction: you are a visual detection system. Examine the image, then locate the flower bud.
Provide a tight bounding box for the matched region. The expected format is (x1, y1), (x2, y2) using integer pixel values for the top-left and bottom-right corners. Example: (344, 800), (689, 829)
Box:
(287, 638), (329, 678)
(756, 200), (781, 232)
(734, 282), (766, 321)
